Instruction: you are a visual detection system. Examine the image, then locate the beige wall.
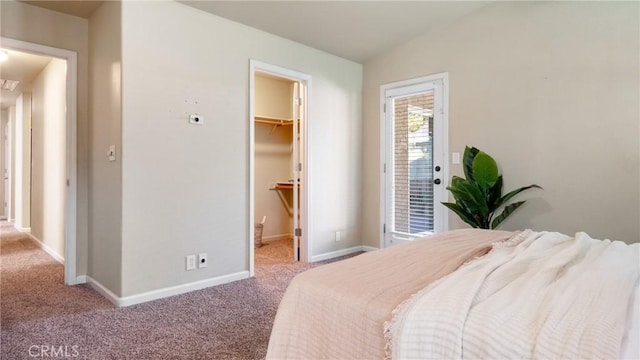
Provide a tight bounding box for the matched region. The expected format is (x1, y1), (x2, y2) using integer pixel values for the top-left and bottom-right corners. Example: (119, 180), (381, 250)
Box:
(0, 109), (6, 219)
(30, 58), (67, 258)
(7, 106), (15, 221)
(13, 92), (31, 230)
(362, 1), (640, 245)
(256, 75), (293, 120)
(1, 0), (90, 273)
(255, 75), (294, 240)
(120, 1), (362, 296)
(88, 0), (123, 294)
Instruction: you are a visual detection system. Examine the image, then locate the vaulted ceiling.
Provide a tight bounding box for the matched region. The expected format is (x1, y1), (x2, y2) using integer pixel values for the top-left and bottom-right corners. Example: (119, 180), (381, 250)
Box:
(180, 1), (492, 63)
(17, 0), (491, 64)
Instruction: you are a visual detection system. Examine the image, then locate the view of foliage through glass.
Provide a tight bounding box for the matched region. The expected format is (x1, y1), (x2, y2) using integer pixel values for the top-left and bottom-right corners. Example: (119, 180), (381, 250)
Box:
(408, 112), (427, 133)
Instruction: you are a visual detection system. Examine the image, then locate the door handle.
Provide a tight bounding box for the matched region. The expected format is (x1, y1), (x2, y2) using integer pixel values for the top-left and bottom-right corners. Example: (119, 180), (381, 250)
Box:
(434, 179), (441, 185)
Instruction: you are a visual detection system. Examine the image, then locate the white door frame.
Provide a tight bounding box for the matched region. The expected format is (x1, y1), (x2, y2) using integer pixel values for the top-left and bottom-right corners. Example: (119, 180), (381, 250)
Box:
(1, 37), (79, 285)
(379, 73), (449, 248)
(248, 60), (312, 276)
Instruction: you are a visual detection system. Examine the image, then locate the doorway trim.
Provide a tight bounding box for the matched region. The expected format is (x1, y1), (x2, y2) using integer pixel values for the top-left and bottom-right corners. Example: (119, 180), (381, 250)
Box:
(379, 72), (449, 248)
(248, 60), (311, 276)
(1, 37), (79, 285)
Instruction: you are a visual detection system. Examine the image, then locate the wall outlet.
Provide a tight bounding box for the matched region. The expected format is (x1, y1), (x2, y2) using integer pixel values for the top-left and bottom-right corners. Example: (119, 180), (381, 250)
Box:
(335, 231), (341, 242)
(186, 255), (196, 271)
(198, 253), (208, 268)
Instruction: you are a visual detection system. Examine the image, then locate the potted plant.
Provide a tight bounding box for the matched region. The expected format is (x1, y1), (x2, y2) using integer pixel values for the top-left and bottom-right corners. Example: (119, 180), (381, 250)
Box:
(442, 146), (542, 229)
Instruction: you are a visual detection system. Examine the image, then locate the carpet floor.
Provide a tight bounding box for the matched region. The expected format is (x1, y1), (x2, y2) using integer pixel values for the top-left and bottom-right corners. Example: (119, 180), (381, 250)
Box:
(0, 223), (359, 359)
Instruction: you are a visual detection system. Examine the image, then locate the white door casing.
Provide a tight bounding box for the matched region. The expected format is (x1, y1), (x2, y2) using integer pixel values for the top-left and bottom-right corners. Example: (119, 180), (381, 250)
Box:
(381, 73), (449, 247)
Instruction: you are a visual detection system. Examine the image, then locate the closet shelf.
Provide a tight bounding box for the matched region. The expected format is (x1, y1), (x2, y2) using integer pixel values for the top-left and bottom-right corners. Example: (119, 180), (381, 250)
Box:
(255, 116), (296, 135)
(255, 116), (294, 125)
(270, 182), (295, 216)
(273, 182), (293, 190)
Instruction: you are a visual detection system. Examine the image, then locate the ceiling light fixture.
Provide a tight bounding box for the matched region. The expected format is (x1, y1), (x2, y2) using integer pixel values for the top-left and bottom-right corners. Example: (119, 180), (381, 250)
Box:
(0, 79), (20, 91)
(0, 50), (8, 62)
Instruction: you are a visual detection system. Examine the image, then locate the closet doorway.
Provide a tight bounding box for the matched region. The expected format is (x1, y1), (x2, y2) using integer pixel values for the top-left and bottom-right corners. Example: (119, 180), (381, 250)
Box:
(249, 60), (310, 275)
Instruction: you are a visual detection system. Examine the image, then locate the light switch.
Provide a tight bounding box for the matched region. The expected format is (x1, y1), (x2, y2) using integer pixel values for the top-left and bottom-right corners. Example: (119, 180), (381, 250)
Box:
(452, 152), (460, 164)
(108, 145), (116, 162)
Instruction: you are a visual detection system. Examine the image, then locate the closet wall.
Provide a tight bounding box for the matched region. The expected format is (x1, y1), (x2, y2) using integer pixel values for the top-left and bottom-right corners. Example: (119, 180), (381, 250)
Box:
(255, 74), (294, 241)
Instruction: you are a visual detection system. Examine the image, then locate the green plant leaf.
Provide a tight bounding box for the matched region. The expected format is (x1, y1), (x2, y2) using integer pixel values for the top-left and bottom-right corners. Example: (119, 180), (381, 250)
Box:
(496, 184), (543, 209)
(472, 151), (499, 191)
(463, 146), (479, 183)
(491, 201), (526, 229)
(450, 176), (466, 188)
(447, 187), (482, 215)
(456, 181), (489, 219)
(442, 202), (481, 228)
(487, 175), (503, 213)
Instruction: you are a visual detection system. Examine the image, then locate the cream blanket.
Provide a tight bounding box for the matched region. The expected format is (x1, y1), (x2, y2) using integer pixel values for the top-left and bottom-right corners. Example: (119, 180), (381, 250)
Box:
(386, 230), (640, 359)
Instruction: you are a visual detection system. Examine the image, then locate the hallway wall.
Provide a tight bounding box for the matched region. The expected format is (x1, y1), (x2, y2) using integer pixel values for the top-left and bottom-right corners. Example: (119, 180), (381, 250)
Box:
(0, 109), (7, 219)
(13, 93), (31, 231)
(30, 58), (67, 259)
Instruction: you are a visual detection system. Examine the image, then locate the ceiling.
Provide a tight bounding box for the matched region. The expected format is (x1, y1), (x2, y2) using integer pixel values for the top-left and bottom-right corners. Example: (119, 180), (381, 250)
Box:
(18, 0), (491, 64)
(0, 50), (52, 109)
(19, 0), (104, 19)
(179, 1), (491, 63)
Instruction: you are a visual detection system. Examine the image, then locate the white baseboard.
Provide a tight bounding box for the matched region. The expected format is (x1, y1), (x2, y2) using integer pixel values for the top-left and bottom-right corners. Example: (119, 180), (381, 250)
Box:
(361, 246), (379, 252)
(27, 234), (65, 264)
(75, 275), (87, 284)
(86, 276), (121, 306)
(311, 245), (378, 262)
(87, 271), (250, 307)
(262, 233), (293, 242)
(17, 226), (31, 233)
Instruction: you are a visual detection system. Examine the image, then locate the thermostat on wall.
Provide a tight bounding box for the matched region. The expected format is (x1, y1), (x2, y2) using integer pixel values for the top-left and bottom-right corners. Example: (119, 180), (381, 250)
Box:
(189, 114), (203, 125)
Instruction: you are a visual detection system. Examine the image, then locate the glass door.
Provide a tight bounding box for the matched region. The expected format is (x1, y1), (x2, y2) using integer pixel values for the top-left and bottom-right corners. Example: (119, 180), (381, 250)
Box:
(384, 78), (446, 246)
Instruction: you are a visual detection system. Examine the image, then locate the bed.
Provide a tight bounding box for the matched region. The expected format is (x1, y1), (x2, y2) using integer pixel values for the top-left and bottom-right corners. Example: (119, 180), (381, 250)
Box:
(266, 229), (640, 359)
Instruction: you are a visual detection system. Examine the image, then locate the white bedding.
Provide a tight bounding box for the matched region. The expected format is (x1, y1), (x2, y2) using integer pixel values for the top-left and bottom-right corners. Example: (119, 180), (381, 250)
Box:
(386, 230), (640, 359)
(621, 283), (640, 359)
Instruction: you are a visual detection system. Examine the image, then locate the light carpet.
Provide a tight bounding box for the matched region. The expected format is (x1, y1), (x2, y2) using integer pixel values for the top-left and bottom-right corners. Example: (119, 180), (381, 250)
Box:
(0, 223), (361, 359)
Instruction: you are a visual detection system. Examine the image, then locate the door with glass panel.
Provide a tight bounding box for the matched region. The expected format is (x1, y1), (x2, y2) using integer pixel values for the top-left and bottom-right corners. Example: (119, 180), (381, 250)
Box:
(383, 77), (447, 246)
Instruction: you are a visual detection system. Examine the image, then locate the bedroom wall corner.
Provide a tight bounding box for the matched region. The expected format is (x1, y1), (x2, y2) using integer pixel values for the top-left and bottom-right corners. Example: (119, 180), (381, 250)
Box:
(88, 0), (123, 296)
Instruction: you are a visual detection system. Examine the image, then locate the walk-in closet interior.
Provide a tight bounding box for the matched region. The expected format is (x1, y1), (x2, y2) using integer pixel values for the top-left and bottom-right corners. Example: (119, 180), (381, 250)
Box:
(254, 73), (296, 264)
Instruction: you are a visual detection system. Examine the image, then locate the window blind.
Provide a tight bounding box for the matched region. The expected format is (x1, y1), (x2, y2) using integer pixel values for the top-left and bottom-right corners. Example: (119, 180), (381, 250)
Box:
(392, 92), (434, 236)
